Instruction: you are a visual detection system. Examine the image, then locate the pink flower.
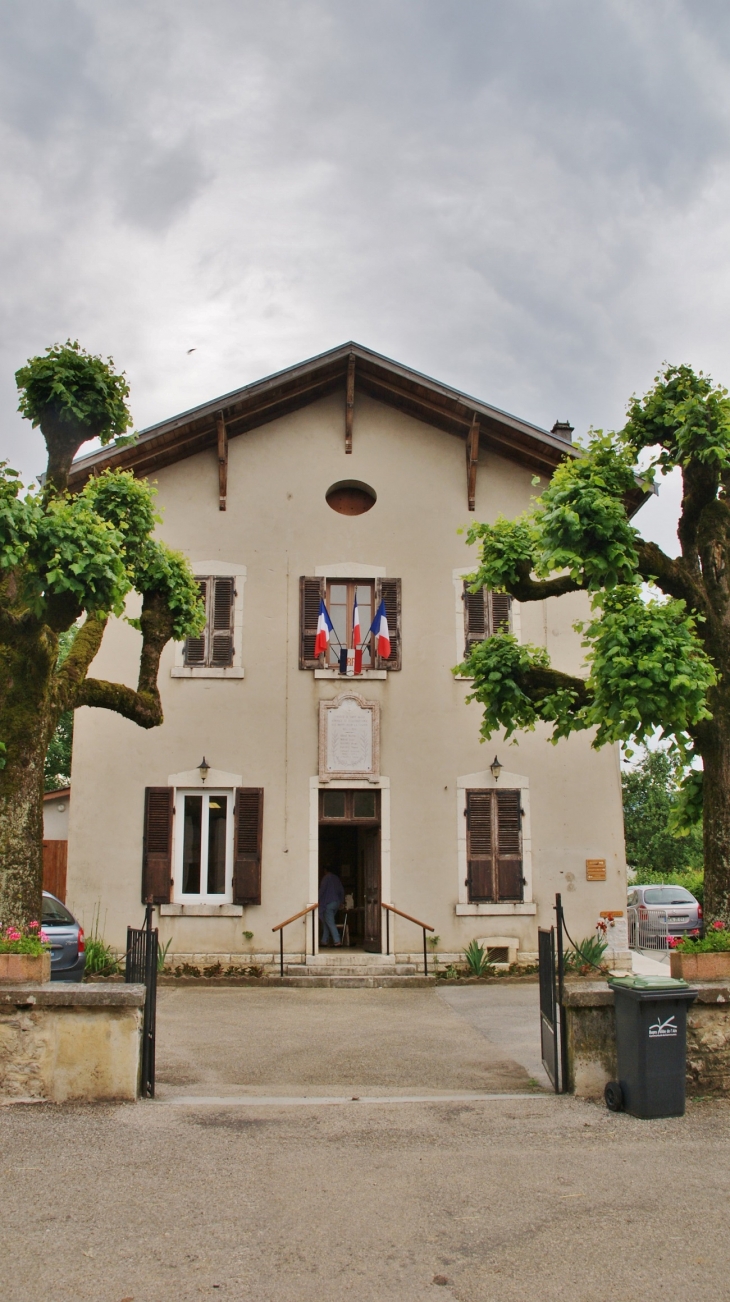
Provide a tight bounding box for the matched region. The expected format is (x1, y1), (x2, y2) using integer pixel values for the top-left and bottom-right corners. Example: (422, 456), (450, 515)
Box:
(40, 930), (49, 943)
(28, 920), (39, 930)
(712, 920), (726, 931)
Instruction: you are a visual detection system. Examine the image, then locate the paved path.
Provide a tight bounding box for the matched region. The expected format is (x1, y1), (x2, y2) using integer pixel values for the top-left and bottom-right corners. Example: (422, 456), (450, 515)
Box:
(3, 984), (729, 1302)
(154, 985), (539, 1096)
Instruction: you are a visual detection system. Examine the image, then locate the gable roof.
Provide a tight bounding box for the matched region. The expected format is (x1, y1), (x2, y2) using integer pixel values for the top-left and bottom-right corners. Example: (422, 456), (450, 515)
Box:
(67, 341), (577, 490)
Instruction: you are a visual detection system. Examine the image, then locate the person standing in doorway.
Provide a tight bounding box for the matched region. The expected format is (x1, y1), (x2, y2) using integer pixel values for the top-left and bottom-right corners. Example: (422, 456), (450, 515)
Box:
(319, 868), (345, 947)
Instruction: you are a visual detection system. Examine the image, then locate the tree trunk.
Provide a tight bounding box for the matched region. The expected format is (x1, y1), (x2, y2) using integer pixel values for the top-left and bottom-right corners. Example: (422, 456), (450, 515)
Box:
(700, 713), (730, 922)
(0, 625), (56, 928)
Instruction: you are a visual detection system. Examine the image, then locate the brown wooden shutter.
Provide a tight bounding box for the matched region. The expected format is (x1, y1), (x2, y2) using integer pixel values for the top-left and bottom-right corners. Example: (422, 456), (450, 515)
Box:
(233, 787), (263, 905)
(375, 577), (402, 670)
(142, 787), (173, 904)
(488, 591), (512, 635)
(463, 582), (486, 656)
(496, 789), (523, 900)
(210, 577), (235, 667)
(466, 790), (495, 902)
(184, 579), (208, 666)
(299, 577), (325, 668)
(464, 584), (511, 655)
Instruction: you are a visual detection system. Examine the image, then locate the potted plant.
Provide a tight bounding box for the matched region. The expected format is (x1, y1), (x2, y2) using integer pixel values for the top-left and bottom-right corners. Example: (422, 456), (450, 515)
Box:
(669, 921), (730, 979)
(0, 920), (51, 983)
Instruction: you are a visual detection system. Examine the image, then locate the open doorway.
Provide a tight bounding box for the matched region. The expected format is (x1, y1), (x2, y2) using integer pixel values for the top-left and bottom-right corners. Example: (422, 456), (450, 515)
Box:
(318, 789), (381, 951)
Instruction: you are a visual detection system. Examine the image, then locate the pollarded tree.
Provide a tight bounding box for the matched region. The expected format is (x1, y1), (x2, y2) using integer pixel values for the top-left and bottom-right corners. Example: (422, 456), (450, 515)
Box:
(459, 364), (730, 921)
(0, 341), (204, 927)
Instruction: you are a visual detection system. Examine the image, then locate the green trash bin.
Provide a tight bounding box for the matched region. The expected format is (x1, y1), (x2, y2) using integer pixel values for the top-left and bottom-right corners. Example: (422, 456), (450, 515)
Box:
(605, 974), (698, 1118)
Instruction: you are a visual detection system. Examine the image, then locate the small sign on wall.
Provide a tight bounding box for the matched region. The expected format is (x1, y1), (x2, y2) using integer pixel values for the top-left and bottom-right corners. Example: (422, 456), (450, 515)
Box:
(586, 858), (607, 881)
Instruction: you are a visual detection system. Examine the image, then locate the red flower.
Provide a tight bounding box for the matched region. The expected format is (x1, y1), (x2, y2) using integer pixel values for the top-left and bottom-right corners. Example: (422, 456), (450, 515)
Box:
(712, 920), (726, 931)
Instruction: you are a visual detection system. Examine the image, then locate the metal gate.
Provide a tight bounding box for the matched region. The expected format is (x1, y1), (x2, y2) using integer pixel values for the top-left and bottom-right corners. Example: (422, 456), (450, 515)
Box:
(125, 910), (158, 1098)
(538, 927), (560, 1090)
(537, 894), (570, 1093)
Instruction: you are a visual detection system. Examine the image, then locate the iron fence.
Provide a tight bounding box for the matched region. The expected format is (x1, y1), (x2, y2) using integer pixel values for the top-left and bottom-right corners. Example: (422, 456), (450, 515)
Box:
(627, 905), (669, 952)
(125, 910), (158, 1098)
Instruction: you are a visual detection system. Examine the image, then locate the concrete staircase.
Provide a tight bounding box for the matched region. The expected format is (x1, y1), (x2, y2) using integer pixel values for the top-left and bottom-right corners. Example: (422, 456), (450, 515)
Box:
(280, 952), (435, 988)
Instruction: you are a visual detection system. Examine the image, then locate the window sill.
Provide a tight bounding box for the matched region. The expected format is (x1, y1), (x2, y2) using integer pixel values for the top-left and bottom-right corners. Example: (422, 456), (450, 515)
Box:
(314, 669), (387, 680)
(160, 904), (243, 916)
(171, 667), (245, 679)
(455, 903), (536, 916)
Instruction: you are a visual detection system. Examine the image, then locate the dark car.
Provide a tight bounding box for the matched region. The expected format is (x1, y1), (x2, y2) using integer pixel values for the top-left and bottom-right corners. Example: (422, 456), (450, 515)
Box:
(627, 885), (703, 938)
(42, 891), (86, 981)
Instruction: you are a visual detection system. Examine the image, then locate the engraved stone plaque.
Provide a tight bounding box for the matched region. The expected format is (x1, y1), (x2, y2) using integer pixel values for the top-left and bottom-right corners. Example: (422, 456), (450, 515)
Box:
(319, 693), (380, 781)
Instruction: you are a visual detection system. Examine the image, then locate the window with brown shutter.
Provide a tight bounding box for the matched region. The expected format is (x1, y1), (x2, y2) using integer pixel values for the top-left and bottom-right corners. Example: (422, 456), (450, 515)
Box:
(465, 788), (523, 902)
(142, 787), (173, 904)
(233, 787), (263, 905)
(463, 583), (512, 657)
(299, 576), (325, 667)
(374, 577), (401, 670)
(183, 577), (235, 668)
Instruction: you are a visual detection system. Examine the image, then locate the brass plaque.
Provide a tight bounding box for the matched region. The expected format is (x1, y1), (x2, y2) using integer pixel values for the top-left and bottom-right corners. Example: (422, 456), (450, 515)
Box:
(586, 858), (607, 881)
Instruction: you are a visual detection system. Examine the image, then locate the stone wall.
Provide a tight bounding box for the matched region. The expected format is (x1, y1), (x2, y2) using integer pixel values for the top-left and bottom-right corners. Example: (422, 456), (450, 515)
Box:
(0, 984), (145, 1103)
(563, 980), (730, 1098)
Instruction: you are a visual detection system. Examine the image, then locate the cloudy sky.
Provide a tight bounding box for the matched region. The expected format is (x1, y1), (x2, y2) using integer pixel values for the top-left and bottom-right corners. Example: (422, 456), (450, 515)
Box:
(2, 1), (730, 552)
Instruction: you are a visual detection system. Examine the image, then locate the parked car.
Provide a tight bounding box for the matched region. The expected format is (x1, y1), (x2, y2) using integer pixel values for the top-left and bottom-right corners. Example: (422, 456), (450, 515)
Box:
(627, 885), (703, 937)
(42, 891), (86, 981)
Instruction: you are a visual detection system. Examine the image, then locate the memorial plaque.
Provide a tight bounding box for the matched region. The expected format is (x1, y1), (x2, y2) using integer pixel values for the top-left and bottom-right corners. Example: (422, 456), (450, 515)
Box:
(319, 693), (379, 781)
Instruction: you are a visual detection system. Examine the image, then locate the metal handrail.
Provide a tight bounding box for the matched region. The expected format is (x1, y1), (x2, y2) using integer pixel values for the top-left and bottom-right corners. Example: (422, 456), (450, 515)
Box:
(381, 902), (434, 975)
(272, 903), (318, 976)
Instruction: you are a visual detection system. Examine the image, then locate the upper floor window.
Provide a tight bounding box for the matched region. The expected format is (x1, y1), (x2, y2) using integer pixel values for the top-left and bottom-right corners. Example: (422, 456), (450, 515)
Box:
(299, 576), (401, 671)
(326, 580), (374, 667)
(184, 577), (235, 668)
(463, 583), (511, 658)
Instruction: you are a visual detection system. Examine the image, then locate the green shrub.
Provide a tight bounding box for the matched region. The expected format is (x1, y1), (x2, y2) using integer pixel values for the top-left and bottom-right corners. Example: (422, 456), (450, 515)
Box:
(464, 939), (495, 977)
(563, 934), (608, 973)
(675, 923), (730, 954)
(84, 935), (120, 976)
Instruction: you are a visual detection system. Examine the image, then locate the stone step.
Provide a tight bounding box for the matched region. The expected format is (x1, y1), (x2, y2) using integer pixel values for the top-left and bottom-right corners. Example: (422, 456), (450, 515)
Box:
(278, 974), (436, 988)
(285, 963), (419, 977)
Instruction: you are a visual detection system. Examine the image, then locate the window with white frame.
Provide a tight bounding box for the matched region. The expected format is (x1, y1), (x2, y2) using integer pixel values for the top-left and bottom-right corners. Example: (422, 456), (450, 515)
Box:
(175, 789), (233, 901)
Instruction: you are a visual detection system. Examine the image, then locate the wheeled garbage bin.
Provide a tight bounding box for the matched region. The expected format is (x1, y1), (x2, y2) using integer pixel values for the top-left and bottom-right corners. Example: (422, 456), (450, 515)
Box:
(605, 974), (698, 1118)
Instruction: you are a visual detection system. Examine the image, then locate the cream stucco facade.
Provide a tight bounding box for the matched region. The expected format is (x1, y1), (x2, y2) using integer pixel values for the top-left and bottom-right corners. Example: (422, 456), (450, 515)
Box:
(66, 349), (628, 966)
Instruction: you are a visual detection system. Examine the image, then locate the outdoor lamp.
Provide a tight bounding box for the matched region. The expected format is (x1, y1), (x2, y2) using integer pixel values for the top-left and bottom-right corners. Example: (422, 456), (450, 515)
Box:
(198, 756), (210, 783)
(490, 755), (503, 782)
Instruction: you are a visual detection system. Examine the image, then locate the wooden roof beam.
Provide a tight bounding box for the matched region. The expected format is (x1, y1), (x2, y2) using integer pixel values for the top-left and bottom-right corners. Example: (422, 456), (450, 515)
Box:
(217, 412), (228, 511)
(466, 414), (479, 511)
(345, 354), (355, 453)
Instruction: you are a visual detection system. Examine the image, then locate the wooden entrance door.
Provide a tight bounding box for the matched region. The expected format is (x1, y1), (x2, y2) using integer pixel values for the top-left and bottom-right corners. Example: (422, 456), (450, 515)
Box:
(362, 827), (381, 952)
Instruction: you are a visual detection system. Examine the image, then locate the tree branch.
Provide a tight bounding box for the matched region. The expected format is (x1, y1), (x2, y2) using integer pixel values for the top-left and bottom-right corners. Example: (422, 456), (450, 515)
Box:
(51, 589), (175, 730)
(500, 561), (585, 603)
(515, 664), (591, 709)
(635, 540), (697, 603)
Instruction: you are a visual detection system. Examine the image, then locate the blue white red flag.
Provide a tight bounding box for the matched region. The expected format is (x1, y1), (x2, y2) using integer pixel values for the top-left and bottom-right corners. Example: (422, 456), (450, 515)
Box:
(352, 594), (361, 648)
(370, 600), (391, 659)
(313, 599), (334, 658)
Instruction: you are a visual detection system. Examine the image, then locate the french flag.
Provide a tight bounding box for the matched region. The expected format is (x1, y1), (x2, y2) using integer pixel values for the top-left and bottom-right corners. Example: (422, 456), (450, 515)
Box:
(313, 599), (334, 658)
(370, 600), (391, 659)
(352, 595), (361, 648)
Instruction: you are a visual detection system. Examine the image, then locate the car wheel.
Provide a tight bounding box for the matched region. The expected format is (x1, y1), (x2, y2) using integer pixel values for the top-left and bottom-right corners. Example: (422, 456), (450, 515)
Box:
(604, 1080), (624, 1112)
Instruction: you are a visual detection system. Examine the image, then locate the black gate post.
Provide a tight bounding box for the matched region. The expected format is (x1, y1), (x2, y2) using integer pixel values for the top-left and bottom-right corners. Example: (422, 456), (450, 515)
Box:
(555, 892), (569, 1094)
(538, 926), (559, 1091)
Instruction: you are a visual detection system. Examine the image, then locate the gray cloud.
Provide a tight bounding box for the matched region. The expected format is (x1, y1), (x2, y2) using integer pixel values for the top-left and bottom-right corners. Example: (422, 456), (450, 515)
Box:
(1, 0), (730, 553)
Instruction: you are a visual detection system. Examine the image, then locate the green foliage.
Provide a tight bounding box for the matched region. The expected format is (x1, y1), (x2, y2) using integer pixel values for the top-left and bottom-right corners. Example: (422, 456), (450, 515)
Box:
(623, 364), (730, 473)
(84, 935), (121, 976)
(563, 934), (608, 973)
(622, 749), (704, 878)
(15, 340), (132, 445)
(458, 634), (563, 741)
(0, 462), (204, 637)
(464, 939), (495, 976)
(676, 923), (730, 954)
(0, 920), (48, 954)
(45, 711), (73, 790)
(157, 937), (172, 972)
(45, 630), (77, 791)
(580, 587), (715, 750)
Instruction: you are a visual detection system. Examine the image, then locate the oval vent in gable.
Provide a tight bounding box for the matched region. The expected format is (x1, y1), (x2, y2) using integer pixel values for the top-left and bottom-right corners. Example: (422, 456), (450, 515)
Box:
(326, 481), (376, 515)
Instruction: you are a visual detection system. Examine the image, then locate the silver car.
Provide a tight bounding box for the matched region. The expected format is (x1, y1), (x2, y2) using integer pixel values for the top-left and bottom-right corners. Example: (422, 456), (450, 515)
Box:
(627, 885), (703, 937)
(42, 891), (86, 981)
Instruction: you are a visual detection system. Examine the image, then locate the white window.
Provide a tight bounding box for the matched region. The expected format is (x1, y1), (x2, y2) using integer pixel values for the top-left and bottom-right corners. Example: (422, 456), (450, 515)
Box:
(174, 789), (233, 902)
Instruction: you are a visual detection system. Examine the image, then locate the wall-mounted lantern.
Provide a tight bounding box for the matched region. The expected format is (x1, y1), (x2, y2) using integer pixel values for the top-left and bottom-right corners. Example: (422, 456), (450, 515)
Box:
(490, 755), (503, 782)
(198, 756), (211, 783)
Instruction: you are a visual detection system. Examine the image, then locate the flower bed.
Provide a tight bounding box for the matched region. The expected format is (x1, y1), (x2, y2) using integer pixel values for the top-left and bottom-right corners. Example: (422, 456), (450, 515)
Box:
(669, 920), (730, 979)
